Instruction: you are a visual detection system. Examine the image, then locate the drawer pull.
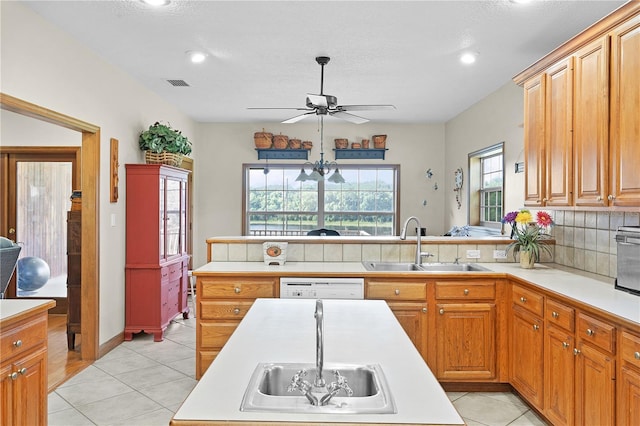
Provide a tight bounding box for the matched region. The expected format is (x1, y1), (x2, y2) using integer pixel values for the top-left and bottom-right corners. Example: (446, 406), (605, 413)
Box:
(13, 340), (23, 348)
(520, 296), (527, 303)
(634, 352), (640, 360)
(533, 324), (540, 331)
(586, 328), (595, 337)
(439, 308), (445, 315)
(8, 372), (18, 380)
(463, 289), (469, 295)
(234, 287), (241, 294)
(552, 311), (559, 319)
(422, 307), (427, 313)
(18, 368), (27, 375)
(574, 348), (581, 356)
(394, 289), (400, 296)
(562, 342), (570, 349)
(233, 308), (241, 315)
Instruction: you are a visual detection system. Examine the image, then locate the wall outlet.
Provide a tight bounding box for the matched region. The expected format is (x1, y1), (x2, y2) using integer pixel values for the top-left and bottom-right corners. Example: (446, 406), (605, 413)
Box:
(466, 249), (480, 259)
(493, 249), (507, 259)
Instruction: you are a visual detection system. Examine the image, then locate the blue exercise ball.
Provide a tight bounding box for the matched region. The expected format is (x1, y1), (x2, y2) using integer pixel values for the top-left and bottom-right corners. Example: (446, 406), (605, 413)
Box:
(17, 256), (50, 292)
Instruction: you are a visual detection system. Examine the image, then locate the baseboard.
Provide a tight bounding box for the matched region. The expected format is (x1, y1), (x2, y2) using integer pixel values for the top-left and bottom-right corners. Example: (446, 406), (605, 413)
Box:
(98, 331), (124, 359)
(440, 382), (513, 393)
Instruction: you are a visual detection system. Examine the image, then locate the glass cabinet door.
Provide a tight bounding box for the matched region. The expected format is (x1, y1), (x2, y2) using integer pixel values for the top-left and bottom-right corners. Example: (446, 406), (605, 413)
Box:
(165, 178), (182, 257)
(159, 177), (165, 259)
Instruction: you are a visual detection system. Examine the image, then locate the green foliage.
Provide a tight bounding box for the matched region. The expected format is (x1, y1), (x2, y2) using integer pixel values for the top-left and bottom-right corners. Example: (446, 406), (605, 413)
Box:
(138, 122), (192, 155)
(506, 222), (552, 261)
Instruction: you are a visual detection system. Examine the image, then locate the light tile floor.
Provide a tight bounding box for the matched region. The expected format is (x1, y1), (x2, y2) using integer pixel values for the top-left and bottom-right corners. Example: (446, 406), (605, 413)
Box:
(48, 297), (548, 426)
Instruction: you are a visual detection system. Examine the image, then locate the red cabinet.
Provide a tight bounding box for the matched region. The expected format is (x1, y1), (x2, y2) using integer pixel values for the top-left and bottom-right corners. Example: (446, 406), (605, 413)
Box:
(125, 164), (190, 342)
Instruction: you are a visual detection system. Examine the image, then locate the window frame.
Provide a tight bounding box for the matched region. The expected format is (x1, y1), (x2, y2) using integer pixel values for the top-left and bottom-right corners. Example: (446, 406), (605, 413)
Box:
(242, 163), (401, 236)
(467, 142), (505, 230)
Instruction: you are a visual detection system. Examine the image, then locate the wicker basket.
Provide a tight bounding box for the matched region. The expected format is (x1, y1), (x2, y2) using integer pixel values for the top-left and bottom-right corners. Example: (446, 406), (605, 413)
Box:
(145, 151), (183, 167)
(372, 134), (387, 149)
(254, 131), (273, 149)
(351, 142), (361, 149)
(334, 138), (348, 149)
(273, 134), (289, 149)
(302, 141), (313, 150)
(361, 139), (370, 148)
(289, 138), (302, 149)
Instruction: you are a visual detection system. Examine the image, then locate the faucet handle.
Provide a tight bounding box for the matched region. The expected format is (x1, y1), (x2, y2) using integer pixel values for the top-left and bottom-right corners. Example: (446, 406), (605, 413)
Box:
(420, 252), (434, 260)
(287, 369), (311, 393)
(329, 370), (353, 397)
(454, 257), (461, 264)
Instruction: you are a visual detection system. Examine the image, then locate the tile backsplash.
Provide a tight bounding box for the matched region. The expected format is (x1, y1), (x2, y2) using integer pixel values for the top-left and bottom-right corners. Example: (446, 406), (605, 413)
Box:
(550, 210), (640, 279)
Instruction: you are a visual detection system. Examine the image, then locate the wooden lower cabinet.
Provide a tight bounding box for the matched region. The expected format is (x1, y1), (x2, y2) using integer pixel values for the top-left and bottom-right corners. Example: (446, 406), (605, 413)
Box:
(618, 331), (640, 425)
(575, 342), (616, 425)
(196, 276), (277, 379)
(387, 302), (427, 361)
(511, 305), (544, 410)
(544, 325), (575, 425)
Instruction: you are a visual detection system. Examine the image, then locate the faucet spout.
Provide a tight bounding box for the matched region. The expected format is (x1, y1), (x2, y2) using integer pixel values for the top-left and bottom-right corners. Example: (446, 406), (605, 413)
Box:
(400, 216), (424, 265)
(314, 299), (325, 388)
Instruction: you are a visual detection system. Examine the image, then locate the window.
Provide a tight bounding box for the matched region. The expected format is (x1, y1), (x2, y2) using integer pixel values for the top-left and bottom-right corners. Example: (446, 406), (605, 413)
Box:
(244, 164), (399, 236)
(468, 143), (504, 229)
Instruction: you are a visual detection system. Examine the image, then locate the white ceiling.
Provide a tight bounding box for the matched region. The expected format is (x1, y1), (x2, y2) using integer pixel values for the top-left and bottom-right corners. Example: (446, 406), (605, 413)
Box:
(22, 0), (626, 124)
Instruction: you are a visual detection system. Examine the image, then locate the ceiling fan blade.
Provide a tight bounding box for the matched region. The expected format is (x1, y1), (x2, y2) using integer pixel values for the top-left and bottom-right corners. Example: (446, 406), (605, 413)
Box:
(247, 107), (312, 111)
(282, 112), (315, 124)
(306, 94), (328, 108)
(337, 104), (396, 111)
(330, 111), (369, 124)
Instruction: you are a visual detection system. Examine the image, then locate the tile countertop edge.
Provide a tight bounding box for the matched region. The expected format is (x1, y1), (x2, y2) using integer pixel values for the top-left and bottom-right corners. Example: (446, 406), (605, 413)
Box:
(193, 262), (639, 326)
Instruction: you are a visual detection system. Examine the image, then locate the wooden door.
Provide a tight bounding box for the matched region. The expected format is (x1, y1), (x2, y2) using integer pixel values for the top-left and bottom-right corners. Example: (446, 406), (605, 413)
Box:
(511, 306), (544, 409)
(523, 75), (546, 206)
(436, 303), (496, 380)
(544, 326), (575, 426)
(387, 302), (428, 362)
(618, 365), (640, 426)
(545, 58), (573, 206)
(575, 342), (615, 425)
(610, 15), (640, 207)
(574, 37), (610, 206)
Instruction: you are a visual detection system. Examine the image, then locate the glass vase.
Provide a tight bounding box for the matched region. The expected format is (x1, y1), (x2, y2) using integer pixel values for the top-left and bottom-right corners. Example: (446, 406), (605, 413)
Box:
(519, 250), (535, 269)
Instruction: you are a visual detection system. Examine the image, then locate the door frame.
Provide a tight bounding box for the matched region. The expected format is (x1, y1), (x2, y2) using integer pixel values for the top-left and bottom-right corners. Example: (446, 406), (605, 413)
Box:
(1, 93), (100, 361)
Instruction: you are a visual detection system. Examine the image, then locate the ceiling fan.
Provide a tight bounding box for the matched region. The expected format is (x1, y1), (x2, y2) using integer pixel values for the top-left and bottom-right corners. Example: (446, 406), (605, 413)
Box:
(248, 56), (396, 124)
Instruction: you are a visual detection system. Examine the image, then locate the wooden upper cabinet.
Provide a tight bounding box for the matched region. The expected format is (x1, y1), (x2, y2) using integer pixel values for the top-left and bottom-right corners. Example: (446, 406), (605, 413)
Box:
(610, 14), (640, 207)
(574, 36), (610, 207)
(545, 58), (574, 206)
(524, 75), (546, 207)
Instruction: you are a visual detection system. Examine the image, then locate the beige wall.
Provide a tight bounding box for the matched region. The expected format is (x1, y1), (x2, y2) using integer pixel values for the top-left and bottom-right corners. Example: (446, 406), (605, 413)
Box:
(1, 2), (196, 345)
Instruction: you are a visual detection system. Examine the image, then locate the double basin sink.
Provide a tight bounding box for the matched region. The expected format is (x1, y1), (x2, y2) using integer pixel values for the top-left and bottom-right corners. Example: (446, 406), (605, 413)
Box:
(362, 261), (491, 272)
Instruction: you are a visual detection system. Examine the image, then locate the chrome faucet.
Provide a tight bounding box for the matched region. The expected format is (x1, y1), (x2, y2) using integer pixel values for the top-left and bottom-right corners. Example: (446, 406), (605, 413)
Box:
(314, 299), (325, 388)
(400, 216), (431, 265)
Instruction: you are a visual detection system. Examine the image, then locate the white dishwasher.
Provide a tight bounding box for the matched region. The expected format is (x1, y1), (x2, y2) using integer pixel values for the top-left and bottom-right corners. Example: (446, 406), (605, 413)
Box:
(279, 277), (364, 299)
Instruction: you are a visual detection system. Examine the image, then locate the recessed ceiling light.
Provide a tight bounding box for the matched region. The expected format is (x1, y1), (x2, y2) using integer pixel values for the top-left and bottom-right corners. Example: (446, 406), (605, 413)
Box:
(187, 51), (207, 64)
(460, 52), (477, 65)
(140, 0), (170, 7)
(510, 0), (532, 4)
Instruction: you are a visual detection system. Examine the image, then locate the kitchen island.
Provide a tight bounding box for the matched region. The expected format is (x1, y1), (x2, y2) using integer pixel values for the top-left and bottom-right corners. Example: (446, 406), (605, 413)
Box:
(171, 298), (464, 425)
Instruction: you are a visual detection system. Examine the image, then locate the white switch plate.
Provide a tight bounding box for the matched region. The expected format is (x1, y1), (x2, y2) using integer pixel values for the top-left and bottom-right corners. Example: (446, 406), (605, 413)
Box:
(466, 249), (480, 259)
(493, 249), (507, 259)
(110, 213), (116, 227)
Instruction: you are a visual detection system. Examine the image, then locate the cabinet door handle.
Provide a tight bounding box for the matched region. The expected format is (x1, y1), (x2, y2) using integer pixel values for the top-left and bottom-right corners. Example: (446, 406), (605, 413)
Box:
(394, 289), (400, 296)
(18, 368), (27, 375)
(421, 307), (427, 313)
(574, 348), (581, 356)
(533, 324), (540, 331)
(586, 328), (595, 337)
(8, 372), (18, 380)
(520, 296), (527, 303)
(13, 340), (22, 348)
(552, 311), (559, 319)
(234, 287), (241, 294)
(463, 289), (469, 296)
(635, 352), (640, 360)
(608, 194), (615, 201)
(562, 342), (570, 349)
(596, 196), (603, 202)
(439, 308), (445, 315)
(543, 197), (548, 202)
(233, 308), (241, 315)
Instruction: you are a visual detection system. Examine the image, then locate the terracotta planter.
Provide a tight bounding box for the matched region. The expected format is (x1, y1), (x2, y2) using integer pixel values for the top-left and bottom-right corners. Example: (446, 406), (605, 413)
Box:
(519, 251), (535, 269)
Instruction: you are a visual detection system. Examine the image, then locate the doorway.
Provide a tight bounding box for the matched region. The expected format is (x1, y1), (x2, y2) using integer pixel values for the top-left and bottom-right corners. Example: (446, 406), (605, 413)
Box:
(1, 93), (100, 362)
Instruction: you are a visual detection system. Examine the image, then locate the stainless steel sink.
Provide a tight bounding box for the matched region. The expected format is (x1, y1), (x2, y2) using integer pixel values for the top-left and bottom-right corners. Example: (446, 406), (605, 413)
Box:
(240, 363), (396, 414)
(362, 262), (424, 271)
(362, 261), (491, 272)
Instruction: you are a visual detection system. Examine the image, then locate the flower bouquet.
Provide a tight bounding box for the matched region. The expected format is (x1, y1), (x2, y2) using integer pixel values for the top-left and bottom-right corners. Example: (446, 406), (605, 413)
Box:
(502, 209), (554, 267)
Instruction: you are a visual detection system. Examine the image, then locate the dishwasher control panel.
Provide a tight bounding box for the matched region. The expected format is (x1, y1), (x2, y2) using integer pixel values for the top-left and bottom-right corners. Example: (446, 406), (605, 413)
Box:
(280, 277), (364, 299)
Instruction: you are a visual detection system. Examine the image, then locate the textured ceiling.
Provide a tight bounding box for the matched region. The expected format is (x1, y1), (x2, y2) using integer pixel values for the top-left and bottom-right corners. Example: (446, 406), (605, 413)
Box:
(22, 0), (626, 123)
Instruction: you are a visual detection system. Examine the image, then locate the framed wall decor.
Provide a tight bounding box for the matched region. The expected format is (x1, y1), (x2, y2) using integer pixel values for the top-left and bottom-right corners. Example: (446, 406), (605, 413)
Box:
(110, 138), (119, 202)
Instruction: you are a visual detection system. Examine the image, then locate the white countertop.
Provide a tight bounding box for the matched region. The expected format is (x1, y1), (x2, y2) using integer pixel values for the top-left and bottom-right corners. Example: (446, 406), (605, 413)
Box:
(173, 299), (464, 425)
(0, 299), (56, 323)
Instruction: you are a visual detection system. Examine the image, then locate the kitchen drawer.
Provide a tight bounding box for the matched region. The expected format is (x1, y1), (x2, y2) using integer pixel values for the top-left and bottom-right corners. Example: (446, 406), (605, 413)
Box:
(435, 280), (495, 300)
(168, 262), (182, 280)
(621, 331), (640, 369)
(367, 281), (427, 301)
(198, 350), (220, 376)
(198, 321), (240, 348)
(200, 278), (277, 299)
(545, 299), (575, 332)
(200, 301), (254, 320)
(512, 284), (544, 317)
(0, 314), (47, 360)
(577, 312), (616, 353)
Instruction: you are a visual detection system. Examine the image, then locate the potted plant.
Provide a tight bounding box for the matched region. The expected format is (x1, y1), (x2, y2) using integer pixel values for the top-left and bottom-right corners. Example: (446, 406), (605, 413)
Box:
(502, 209), (554, 269)
(139, 122), (192, 167)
